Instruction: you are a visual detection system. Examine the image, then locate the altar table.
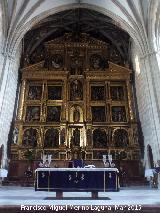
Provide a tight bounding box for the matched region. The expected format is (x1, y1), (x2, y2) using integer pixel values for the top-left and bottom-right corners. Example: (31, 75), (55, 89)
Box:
(35, 168), (119, 198)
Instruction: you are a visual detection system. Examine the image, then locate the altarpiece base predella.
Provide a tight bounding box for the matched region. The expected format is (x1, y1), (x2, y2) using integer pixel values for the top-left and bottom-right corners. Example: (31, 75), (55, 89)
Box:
(9, 34), (141, 178)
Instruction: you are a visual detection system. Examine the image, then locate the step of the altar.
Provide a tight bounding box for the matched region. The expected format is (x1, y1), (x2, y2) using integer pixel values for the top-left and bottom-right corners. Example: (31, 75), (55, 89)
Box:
(2, 178), (34, 187)
(125, 176), (149, 187)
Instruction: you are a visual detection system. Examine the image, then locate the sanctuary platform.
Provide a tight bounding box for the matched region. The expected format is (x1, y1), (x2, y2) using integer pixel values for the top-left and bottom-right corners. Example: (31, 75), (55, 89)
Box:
(0, 186), (160, 213)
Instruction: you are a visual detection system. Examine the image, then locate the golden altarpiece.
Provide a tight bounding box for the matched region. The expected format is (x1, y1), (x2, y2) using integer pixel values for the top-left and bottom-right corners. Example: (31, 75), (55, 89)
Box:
(10, 34), (140, 178)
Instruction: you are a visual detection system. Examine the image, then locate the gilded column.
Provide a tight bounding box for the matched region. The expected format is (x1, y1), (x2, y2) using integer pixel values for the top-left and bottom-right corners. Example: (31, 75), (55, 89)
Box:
(86, 78), (90, 122)
(126, 80), (134, 121)
(62, 78), (67, 121)
(17, 79), (26, 121)
(17, 125), (23, 146)
(41, 82), (46, 122)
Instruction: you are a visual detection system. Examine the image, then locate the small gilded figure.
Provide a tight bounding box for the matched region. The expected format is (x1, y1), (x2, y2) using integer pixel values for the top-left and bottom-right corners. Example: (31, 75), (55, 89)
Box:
(73, 106), (80, 122)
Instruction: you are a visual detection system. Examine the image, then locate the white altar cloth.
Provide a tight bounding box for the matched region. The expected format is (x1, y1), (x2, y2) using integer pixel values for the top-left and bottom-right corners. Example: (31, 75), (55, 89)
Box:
(35, 167), (119, 172)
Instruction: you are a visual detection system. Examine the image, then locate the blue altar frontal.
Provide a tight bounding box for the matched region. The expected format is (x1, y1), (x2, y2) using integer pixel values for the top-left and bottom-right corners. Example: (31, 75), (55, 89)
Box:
(35, 168), (119, 192)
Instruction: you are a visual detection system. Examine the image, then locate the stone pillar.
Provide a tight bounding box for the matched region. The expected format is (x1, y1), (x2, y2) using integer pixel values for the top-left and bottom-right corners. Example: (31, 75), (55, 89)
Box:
(0, 48), (21, 169)
(131, 42), (160, 167)
(142, 54), (160, 161)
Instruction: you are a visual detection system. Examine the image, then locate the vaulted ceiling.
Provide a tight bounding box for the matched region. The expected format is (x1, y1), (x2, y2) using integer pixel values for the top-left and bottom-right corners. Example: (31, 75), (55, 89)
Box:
(0, 0), (160, 57)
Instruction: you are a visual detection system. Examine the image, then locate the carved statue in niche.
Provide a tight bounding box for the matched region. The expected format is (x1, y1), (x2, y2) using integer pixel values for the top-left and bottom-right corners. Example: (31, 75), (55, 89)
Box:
(112, 106), (126, 122)
(12, 127), (19, 144)
(91, 86), (105, 101)
(47, 106), (61, 122)
(114, 129), (129, 147)
(70, 53), (83, 75)
(22, 128), (37, 147)
(72, 128), (80, 146)
(25, 106), (40, 122)
(73, 106), (80, 122)
(93, 129), (107, 148)
(132, 127), (139, 144)
(70, 80), (83, 101)
(44, 128), (59, 148)
(60, 128), (65, 145)
(69, 48), (83, 75)
(91, 106), (106, 122)
(48, 86), (62, 100)
(28, 86), (42, 100)
(111, 86), (124, 100)
(86, 129), (92, 146)
(70, 136), (74, 148)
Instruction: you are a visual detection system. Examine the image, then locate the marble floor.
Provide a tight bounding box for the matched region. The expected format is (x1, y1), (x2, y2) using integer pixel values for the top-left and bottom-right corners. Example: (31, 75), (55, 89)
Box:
(0, 185), (160, 207)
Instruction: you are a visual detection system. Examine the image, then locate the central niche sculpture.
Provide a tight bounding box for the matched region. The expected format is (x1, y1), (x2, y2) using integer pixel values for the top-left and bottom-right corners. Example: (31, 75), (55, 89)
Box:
(72, 128), (80, 146)
(70, 80), (83, 101)
(73, 106), (80, 122)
